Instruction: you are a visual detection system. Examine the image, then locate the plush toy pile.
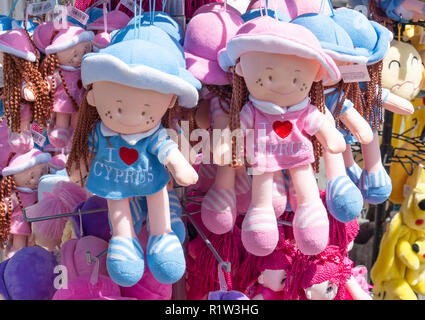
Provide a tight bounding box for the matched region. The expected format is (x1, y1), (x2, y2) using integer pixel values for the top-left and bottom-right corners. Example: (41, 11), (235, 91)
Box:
(0, 0), (423, 300)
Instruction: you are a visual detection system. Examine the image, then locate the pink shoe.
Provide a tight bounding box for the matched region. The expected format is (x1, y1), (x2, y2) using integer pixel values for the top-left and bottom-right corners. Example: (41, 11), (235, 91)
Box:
(201, 185), (236, 234)
(292, 200), (329, 256)
(235, 170), (251, 214)
(50, 153), (68, 171)
(241, 207), (278, 256)
(48, 127), (72, 148)
(195, 163), (217, 192)
(272, 172), (288, 218)
(8, 130), (34, 154)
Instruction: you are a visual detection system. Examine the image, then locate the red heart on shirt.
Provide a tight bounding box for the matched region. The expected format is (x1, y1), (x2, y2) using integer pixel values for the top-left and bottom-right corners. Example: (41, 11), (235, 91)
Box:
(273, 121), (293, 139)
(119, 147), (139, 166)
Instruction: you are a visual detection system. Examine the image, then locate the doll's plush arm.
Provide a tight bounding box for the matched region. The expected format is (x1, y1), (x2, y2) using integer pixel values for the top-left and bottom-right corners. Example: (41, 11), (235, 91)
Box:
(339, 108), (374, 144)
(383, 92), (415, 115)
(163, 148), (198, 186)
(314, 112), (346, 154)
(396, 239), (420, 270)
(345, 276), (372, 300)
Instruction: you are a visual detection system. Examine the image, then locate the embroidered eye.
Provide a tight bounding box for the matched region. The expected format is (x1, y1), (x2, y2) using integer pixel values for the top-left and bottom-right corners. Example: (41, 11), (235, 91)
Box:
(326, 284), (333, 293)
(118, 108), (122, 114)
(268, 75), (272, 81)
(293, 78), (297, 84)
(142, 112), (146, 116)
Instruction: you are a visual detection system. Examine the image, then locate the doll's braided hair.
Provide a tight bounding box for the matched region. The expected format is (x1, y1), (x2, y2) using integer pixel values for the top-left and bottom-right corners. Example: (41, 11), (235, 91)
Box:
(361, 61), (384, 132)
(309, 81), (326, 173)
(0, 153), (23, 246)
(66, 85), (100, 185)
(204, 84), (233, 116)
(3, 27), (52, 133)
(163, 101), (198, 147)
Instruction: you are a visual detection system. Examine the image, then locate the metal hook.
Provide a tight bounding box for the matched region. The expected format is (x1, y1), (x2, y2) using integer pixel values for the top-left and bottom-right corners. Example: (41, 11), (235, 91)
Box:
(86, 248), (108, 264)
(22, 206), (108, 223)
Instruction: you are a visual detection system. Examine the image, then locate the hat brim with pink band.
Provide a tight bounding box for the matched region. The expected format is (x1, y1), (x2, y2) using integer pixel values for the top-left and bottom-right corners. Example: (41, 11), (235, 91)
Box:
(0, 29), (38, 62)
(2, 149), (51, 177)
(225, 17), (340, 84)
(185, 50), (230, 85)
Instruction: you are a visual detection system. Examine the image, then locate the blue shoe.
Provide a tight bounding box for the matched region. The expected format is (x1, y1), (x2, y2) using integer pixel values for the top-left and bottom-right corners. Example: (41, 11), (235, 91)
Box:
(168, 190), (186, 244)
(106, 236), (145, 287)
(326, 176), (364, 223)
(346, 162), (362, 185)
(146, 232), (185, 284)
(358, 168), (392, 205)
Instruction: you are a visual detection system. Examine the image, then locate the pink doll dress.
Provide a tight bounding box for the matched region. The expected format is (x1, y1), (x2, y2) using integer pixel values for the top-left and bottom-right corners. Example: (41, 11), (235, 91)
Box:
(240, 96), (325, 173)
(52, 67), (85, 114)
(9, 188), (37, 236)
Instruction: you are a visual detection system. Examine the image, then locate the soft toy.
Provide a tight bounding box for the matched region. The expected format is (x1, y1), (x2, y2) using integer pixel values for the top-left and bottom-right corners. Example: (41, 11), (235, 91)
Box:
(371, 164), (425, 299)
(0, 29), (51, 153)
(0, 246), (57, 300)
(377, 0), (425, 22)
(66, 37), (200, 287)
(33, 22), (94, 149)
(0, 149), (51, 259)
(223, 16), (344, 256)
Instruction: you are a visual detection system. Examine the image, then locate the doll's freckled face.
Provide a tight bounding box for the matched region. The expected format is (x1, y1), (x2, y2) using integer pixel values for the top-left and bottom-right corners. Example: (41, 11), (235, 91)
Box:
(237, 51), (321, 106)
(13, 163), (48, 190)
(88, 81), (177, 135)
(304, 281), (338, 300)
(56, 41), (93, 68)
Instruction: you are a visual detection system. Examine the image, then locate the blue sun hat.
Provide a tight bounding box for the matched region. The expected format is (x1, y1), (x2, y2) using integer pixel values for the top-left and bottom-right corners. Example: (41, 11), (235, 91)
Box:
(82, 39), (201, 107)
(11, 17), (40, 34)
(377, 0), (413, 22)
(290, 13), (368, 65)
(110, 23), (186, 68)
(241, 8), (290, 22)
(0, 15), (13, 34)
(331, 8), (393, 65)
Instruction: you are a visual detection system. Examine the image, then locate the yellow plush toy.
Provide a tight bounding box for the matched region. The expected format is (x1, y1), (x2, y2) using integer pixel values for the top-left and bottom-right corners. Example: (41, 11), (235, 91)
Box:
(371, 164), (425, 299)
(405, 238), (425, 294)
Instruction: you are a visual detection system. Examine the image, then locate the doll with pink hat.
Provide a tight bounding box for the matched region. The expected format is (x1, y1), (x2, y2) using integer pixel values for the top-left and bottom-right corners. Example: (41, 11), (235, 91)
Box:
(221, 16), (345, 257)
(33, 22), (94, 149)
(0, 148), (51, 259)
(0, 29), (51, 154)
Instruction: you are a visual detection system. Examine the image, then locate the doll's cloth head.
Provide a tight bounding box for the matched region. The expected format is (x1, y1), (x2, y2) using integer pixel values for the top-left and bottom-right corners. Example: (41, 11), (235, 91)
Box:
(110, 24), (186, 68)
(290, 13), (369, 65)
(52, 274), (135, 300)
(331, 8), (393, 65)
(225, 16), (340, 84)
(87, 9), (131, 32)
(183, 8), (244, 85)
(71, 196), (111, 241)
(81, 38), (201, 108)
(60, 236), (109, 282)
(33, 22), (94, 55)
(0, 28), (39, 62)
(0, 246), (57, 300)
(1, 148), (51, 177)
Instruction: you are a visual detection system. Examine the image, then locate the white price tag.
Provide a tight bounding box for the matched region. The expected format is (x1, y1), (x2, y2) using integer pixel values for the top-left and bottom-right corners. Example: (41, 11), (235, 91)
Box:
(67, 6), (89, 26)
(27, 0), (55, 16)
(339, 64), (371, 83)
(119, 0), (139, 13)
(31, 129), (46, 147)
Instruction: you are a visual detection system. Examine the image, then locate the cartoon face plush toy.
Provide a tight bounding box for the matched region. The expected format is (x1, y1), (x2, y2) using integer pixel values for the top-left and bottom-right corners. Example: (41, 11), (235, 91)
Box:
(382, 40), (424, 102)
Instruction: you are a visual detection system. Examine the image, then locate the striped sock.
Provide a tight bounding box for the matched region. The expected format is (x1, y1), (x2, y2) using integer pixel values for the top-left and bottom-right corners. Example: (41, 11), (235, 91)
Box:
(272, 173), (288, 218)
(358, 168), (392, 204)
(241, 207), (278, 256)
(235, 171), (252, 213)
(346, 162), (362, 185)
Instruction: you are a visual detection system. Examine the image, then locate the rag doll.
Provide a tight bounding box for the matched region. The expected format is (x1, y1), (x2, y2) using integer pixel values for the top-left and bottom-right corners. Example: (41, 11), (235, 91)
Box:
(332, 8), (414, 205)
(291, 13), (371, 223)
(377, 0), (425, 22)
(0, 149), (51, 259)
(33, 22), (94, 150)
(66, 38), (200, 287)
(0, 28), (51, 154)
(27, 177), (88, 252)
(222, 16), (345, 256)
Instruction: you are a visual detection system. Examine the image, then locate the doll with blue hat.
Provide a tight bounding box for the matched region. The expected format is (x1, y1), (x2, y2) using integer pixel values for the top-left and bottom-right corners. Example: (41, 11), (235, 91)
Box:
(332, 8), (414, 205)
(376, 0), (425, 22)
(66, 37), (201, 287)
(290, 12), (371, 223)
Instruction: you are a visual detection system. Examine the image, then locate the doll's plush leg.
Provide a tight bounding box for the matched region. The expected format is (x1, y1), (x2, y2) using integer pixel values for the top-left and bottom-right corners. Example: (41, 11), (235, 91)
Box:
(5, 235), (27, 259)
(48, 113), (72, 148)
(168, 189), (186, 244)
(324, 149), (363, 223)
(235, 166), (252, 214)
(272, 170), (288, 218)
(106, 198), (145, 287)
(343, 144), (362, 185)
(201, 165), (237, 234)
(358, 132), (392, 204)
(146, 186), (185, 284)
(289, 165), (329, 255)
(241, 172), (278, 256)
(195, 163), (217, 192)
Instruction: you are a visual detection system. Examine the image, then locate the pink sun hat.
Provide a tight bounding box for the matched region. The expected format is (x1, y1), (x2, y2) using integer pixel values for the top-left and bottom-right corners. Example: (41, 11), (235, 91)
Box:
(1, 148), (51, 177)
(183, 7), (244, 85)
(225, 16), (340, 84)
(0, 29), (39, 62)
(87, 9), (130, 32)
(33, 22), (94, 55)
(193, 2), (241, 17)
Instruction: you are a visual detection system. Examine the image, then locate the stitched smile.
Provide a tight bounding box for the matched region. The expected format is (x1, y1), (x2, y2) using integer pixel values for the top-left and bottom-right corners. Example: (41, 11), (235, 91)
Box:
(270, 88), (297, 96)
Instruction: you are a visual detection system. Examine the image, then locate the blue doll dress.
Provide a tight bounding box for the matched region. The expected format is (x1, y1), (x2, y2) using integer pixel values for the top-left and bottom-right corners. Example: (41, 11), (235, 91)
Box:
(86, 121), (178, 200)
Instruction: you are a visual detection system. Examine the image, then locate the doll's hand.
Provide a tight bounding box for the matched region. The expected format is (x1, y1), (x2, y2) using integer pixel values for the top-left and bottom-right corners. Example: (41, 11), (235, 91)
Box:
(340, 108), (374, 145)
(315, 116), (346, 154)
(165, 148), (199, 186)
(383, 93), (415, 115)
(23, 86), (35, 102)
